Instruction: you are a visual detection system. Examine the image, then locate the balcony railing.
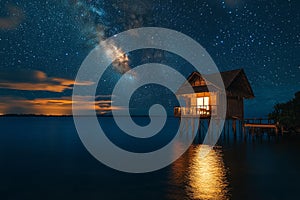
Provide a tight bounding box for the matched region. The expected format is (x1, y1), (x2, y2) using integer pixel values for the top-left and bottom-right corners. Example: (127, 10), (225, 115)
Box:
(174, 106), (217, 118)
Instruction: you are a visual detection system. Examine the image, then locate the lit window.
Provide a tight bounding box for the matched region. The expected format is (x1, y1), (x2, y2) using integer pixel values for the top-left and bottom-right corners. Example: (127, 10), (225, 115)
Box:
(197, 97), (210, 110)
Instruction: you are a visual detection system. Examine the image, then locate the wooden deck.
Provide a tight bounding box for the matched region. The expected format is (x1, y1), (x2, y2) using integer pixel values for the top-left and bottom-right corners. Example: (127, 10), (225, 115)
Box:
(244, 123), (277, 129)
(243, 118), (279, 135)
(174, 109), (282, 136)
(174, 106), (216, 118)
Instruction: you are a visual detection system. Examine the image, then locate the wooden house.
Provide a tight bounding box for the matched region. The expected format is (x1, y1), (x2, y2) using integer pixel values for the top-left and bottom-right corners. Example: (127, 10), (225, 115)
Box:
(174, 69), (254, 120)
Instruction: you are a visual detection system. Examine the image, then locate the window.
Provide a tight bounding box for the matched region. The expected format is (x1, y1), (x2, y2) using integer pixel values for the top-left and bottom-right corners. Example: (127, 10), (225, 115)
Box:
(191, 77), (206, 86)
(197, 97), (210, 110)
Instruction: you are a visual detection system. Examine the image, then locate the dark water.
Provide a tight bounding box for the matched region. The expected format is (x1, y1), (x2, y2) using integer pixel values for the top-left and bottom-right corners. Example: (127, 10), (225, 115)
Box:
(0, 117), (300, 200)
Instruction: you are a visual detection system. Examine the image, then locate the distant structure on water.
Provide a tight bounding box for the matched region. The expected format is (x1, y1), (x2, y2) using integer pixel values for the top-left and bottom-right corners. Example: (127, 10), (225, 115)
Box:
(174, 68), (254, 120)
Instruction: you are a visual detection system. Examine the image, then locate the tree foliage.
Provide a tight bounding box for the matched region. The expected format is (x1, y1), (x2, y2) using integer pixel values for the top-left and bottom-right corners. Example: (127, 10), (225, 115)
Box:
(269, 91), (300, 130)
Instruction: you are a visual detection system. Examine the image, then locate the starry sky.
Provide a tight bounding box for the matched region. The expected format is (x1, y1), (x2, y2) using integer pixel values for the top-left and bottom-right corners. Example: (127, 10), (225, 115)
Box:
(0, 0), (299, 117)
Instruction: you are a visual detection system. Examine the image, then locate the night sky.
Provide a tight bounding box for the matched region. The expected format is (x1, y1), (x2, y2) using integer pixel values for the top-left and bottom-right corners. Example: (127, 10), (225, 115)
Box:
(0, 0), (299, 117)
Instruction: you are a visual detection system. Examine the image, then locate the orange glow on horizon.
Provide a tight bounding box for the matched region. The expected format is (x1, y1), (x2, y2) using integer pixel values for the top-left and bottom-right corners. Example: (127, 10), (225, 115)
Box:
(0, 96), (122, 115)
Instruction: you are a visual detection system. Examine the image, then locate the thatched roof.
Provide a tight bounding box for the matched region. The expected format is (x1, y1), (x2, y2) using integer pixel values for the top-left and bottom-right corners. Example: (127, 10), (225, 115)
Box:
(176, 68), (254, 98)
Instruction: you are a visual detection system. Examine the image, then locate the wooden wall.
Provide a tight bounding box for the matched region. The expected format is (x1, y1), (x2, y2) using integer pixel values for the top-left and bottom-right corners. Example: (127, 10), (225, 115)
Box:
(226, 96), (244, 119)
(176, 92), (245, 119)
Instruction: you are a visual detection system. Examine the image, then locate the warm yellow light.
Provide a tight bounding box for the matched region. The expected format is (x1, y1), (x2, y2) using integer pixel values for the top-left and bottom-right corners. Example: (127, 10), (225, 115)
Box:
(197, 97), (210, 108)
(187, 145), (229, 200)
(167, 144), (229, 200)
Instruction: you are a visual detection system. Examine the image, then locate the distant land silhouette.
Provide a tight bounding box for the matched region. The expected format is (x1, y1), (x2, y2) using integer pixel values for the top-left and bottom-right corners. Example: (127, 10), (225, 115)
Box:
(0, 114), (73, 117)
(0, 114), (168, 117)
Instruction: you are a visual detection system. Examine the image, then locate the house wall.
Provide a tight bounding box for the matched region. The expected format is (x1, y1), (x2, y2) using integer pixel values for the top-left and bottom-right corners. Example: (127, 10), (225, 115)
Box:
(175, 92), (245, 119)
(226, 96), (244, 119)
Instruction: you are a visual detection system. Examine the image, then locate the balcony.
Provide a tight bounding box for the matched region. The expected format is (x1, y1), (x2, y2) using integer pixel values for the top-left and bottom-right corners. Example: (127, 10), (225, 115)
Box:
(174, 106), (216, 118)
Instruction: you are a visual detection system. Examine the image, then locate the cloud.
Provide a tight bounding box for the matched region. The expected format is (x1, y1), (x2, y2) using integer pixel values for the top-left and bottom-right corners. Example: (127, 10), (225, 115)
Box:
(0, 70), (94, 92)
(0, 96), (122, 115)
(0, 5), (24, 30)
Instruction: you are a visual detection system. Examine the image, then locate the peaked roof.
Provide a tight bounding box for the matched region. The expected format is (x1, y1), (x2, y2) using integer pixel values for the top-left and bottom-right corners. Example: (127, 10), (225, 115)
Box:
(219, 69), (243, 88)
(177, 68), (254, 98)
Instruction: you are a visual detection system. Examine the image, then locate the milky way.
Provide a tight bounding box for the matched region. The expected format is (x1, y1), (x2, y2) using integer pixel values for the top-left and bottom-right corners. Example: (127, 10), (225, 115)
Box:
(0, 0), (299, 116)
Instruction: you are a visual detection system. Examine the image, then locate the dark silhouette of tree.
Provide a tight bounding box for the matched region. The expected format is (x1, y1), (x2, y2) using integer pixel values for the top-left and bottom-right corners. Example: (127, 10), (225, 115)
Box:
(269, 91), (300, 131)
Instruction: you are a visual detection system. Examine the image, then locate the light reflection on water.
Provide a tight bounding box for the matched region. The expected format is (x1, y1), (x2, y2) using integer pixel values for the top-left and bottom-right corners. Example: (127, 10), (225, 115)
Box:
(168, 145), (230, 200)
(1, 117), (300, 199)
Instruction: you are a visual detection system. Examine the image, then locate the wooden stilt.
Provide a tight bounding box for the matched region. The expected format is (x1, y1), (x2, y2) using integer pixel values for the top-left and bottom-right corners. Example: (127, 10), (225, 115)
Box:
(233, 119), (237, 139)
(191, 118), (195, 139)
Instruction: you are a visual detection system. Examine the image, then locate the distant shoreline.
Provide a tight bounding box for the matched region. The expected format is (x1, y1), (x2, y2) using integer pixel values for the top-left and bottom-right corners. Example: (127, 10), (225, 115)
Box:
(0, 114), (73, 117)
(0, 114), (173, 118)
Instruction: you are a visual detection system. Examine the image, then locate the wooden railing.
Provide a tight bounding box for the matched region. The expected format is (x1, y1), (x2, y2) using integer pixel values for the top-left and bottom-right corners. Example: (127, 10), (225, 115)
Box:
(244, 118), (277, 125)
(243, 118), (280, 135)
(174, 106), (217, 118)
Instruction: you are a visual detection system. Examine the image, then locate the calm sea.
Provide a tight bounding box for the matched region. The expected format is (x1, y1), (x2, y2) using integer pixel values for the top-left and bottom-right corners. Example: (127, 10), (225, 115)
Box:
(0, 117), (300, 200)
